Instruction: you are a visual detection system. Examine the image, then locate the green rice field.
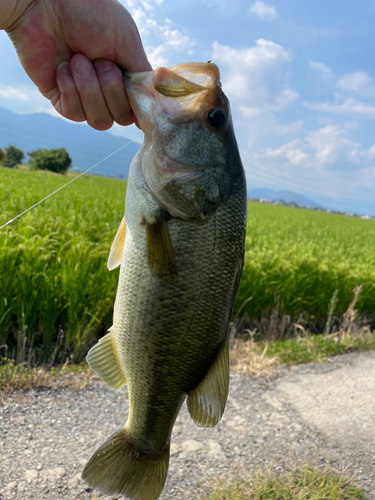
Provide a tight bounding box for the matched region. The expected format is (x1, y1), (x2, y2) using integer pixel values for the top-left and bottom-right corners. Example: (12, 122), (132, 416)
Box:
(1, 166), (375, 362)
(237, 201), (375, 332)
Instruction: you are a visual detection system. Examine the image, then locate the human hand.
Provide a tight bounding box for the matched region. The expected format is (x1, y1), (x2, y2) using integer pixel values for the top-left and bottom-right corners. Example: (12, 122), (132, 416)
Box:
(3, 0), (151, 130)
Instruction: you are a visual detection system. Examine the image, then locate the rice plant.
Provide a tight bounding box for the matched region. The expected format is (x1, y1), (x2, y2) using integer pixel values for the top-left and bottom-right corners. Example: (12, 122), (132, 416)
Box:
(1, 166), (375, 362)
(237, 202), (375, 334)
(0, 167), (125, 362)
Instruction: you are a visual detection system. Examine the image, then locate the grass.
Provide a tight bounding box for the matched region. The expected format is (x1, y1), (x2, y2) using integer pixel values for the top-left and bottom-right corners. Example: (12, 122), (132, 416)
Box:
(237, 202), (375, 336)
(263, 329), (375, 365)
(230, 329), (375, 376)
(196, 466), (367, 500)
(3, 327), (374, 392)
(0, 358), (96, 393)
(1, 166), (375, 363)
(0, 167), (125, 362)
(231, 285), (375, 375)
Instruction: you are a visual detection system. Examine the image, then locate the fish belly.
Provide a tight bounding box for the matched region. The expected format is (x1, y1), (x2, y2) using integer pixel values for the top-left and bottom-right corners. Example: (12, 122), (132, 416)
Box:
(112, 173), (246, 453)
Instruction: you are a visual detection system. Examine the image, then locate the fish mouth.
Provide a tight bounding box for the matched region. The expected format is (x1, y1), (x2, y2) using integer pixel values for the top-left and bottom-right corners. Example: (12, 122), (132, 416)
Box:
(123, 63), (223, 137)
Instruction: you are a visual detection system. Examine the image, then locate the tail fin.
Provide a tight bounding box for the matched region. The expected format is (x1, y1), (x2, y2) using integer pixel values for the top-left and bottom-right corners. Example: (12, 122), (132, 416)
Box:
(82, 428), (169, 500)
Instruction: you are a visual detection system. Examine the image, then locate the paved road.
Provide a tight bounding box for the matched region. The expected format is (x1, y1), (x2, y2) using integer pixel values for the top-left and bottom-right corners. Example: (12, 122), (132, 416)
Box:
(0, 351), (374, 499)
(265, 351), (375, 497)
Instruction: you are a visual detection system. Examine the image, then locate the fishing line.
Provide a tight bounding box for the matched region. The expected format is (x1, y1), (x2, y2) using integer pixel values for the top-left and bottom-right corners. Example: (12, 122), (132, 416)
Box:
(0, 134), (142, 231)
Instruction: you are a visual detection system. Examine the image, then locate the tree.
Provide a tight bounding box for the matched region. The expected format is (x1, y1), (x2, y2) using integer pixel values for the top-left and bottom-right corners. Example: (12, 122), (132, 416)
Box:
(28, 148), (72, 174)
(3, 145), (24, 168)
(0, 148), (4, 165)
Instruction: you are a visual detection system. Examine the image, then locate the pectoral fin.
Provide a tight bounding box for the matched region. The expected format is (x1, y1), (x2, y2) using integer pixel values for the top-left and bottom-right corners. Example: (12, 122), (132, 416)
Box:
(187, 339), (229, 427)
(86, 329), (126, 391)
(107, 216), (126, 271)
(146, 215), (177, 282)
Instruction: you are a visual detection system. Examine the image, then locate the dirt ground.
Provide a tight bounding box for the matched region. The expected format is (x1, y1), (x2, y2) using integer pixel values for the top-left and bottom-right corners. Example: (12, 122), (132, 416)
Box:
(0, 350), (374, 500)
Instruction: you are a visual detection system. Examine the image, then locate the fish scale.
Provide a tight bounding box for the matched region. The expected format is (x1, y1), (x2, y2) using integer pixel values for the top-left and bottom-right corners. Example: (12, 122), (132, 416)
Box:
(82, 62), (247, 500)
(117, 188), (245, 445)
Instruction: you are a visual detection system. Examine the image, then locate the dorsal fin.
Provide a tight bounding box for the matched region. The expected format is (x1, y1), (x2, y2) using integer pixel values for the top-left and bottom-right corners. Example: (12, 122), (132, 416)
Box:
(107, 216), (126, 271)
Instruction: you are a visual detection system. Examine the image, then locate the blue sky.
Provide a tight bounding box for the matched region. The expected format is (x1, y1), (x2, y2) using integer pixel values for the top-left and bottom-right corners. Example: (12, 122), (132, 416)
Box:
(1, 0), (375, 214)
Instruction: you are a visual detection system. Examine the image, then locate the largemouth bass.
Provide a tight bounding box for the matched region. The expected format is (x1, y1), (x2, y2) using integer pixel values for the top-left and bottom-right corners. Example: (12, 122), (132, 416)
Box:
(82, 62), (247, 500)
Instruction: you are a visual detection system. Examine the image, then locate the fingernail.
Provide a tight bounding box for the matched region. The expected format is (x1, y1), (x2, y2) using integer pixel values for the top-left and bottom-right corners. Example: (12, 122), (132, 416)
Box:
(59, 61), (71, 76)
(73, 59), (92, 78)
(95, 60), (113, 73)
(54, 98), (63, 116)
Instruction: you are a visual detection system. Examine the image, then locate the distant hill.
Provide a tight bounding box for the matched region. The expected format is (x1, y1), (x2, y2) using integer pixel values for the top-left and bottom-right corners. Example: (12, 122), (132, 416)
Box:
(248, 188), (321, 208)
(0, 106), (140, 178)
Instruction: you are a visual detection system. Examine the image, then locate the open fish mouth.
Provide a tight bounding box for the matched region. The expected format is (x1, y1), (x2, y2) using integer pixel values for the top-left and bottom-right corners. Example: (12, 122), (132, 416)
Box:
(123, 63), (226, 138)
(123, 63), (231, 220)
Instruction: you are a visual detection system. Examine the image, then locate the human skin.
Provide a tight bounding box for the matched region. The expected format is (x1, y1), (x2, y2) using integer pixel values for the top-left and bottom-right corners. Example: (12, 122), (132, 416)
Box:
(1, 0), (152, 130)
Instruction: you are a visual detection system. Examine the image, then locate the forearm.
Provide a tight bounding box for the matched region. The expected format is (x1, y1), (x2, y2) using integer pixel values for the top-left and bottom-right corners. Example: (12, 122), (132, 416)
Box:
(0, 0), (34, 30)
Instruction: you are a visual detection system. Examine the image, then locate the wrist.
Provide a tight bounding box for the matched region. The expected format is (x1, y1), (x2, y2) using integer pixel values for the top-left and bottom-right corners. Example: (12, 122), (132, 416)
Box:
(0, 0), (35, 31)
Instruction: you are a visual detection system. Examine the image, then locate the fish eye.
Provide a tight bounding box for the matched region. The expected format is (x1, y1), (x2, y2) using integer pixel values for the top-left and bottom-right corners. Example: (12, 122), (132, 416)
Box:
(206, 109), (226, 130)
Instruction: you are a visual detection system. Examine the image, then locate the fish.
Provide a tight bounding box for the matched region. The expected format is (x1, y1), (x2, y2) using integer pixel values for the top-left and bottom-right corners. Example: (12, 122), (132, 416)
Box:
(82, 62), (247, 500)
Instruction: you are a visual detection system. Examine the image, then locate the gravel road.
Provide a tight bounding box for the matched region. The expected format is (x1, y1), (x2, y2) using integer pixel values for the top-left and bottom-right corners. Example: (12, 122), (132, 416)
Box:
(0, 351), (374, 500)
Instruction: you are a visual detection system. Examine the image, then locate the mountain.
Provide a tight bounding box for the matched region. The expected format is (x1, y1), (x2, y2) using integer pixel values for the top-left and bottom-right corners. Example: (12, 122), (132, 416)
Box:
(248, 188), (321, 208)
(0, 106), (140, 178)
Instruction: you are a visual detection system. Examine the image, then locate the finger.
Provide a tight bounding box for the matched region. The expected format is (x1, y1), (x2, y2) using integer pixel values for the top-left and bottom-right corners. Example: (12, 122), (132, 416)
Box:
(53, 61), (86, 121)
(71, 54), (114, 131)
(94, 59), (133, 126)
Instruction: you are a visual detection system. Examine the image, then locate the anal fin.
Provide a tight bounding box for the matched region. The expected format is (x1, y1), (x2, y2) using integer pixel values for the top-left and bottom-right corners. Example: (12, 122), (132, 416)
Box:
(146, 214), (177, 282)
(187, 338), (229, 427)
(107, 216), (126, 271)
(86, 329), (126, 391)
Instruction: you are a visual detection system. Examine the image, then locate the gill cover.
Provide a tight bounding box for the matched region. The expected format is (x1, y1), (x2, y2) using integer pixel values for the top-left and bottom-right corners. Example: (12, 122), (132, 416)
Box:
(124, 63), (235, 221)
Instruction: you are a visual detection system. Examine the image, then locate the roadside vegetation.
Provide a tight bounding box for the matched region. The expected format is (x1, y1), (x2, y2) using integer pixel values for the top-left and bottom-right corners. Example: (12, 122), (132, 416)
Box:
(230, 328), (375, 377)
(195, 465), (366, 500)
(230, 284), (375, 375)
(1, 166), (375, 366)
(0, 358), (95, 393)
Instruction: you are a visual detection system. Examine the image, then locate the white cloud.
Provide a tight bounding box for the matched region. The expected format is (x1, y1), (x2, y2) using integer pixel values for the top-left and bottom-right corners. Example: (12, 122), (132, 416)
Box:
(303, 96), (375, 119)
(249, 1), (277, 20)
(256, 124), (375, 174)
(212, 39), (297, 112)
(145, 25), (196, 67)
(264, 139), (307, 165)
(147, 25), (196, 67)
(275, 120), (304, 136)
(0, 85), (29, 101)
(309, 60), (334, 80)
(304, 69), (375, 120)
(121, 2), (196, 68)
(121, 0), (163, 11)
(337, 71), (375, 98)
(146, 45), (168, 67)
(271, 88), (299, 110)
(305, 125), (362, 165)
